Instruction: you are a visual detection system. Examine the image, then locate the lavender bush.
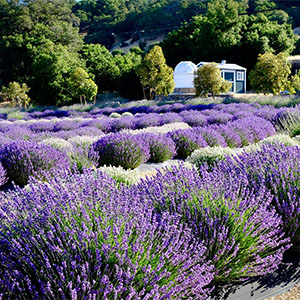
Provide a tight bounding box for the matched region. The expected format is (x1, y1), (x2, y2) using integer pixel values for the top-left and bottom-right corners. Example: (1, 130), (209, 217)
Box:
(0, 163), (7, 187)
(167, 129), (208, 159)
(0, 170), (214, 299)
(194, 127), (228, 147)
(0, 141), (70, 186)
(217, 144), (300, 252)
(187, 146), (239, 171)
(138, 165), (289, 283)
(91, 133), (150, 169)
(139, 133), (176, 163)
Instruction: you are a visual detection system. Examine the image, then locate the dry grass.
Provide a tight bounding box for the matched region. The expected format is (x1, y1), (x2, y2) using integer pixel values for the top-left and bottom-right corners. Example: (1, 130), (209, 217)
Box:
(266, 284), (300, 300)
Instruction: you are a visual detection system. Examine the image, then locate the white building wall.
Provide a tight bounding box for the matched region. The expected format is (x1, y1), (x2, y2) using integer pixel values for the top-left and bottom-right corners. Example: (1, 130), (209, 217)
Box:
(174, 73), (195, 88)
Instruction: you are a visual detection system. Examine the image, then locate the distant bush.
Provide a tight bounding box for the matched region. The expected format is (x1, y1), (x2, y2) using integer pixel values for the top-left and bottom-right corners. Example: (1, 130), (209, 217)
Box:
(167, 129), (208, 159)
(121, 111), (134, 117)
(140, 133), (176, 162)
(109, 112), (121, 118)
(91, 133), (150, 169)
(187, 146), (238, 171)
(258, 134), (300, 147)
(0, 141), (70, 186)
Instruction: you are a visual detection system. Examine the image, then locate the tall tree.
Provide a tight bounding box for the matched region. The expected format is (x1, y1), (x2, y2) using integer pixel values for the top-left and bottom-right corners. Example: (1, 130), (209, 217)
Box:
(69, 67), (98, 105)
(29, 41), (83, 105)
(81, 43), (119, 92)
(136, 45), (174, 100)
(0, 0), (83, 104)
(249, 52), (293, 95)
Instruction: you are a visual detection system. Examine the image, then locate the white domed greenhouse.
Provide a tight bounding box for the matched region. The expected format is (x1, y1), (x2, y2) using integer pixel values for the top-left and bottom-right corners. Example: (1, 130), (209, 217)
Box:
(173, 61), (198, 90)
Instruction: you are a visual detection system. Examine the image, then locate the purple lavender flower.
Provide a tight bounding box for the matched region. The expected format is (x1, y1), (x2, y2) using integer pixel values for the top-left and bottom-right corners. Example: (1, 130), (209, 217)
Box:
(91, 133), (150, 169)
(111, 116), (136, 132)
(193, 127), (228, 147)
(138, 164), (289, 282)
(180, 110), (208, 127)
(211, 124), (242, 148)
(0, 169), (214, 299)
(137, 133), (176, 162)
(167, 129), (208, 159)
(160, 112), (184, 125)
(29, 122), (55, 133)
(0, 141), (70, 186)
(0, 163), (7, 187)
(53, 120), (81, 132)
(217, 143), (300, 251)
(134, 113), (162, 129)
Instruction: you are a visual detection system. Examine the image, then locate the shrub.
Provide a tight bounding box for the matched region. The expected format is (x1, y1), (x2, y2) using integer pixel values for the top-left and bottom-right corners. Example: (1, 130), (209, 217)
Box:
(167, 129), (208, 159)
(187, 146), (239, 171)
(216, 144), (300, 252)
(180, 110), (208, 127)
(194, 127), (227, 147)
(275, 108), (300, 136)
(121, 111), (134, 117)
(160, 112), (184, 124)
(206, 112), (233, 125)
(111, 116), (136, 132)
(99, 165), (141, 186)
(109, 112), (121, 118)
(258, 134), (300, 147)
(0, 170), (214, 299)
(231, 117), (275, 146)
(0, 141), (70, 186)
(41, 138), (73, 152)
(91, 133), (150, 169)
(0, 163), (7, 187)
(134, 113), (161, 129)
(138, 165), (289, 283)
(139, 133), (176, 163)
(212, 124), (242, 148)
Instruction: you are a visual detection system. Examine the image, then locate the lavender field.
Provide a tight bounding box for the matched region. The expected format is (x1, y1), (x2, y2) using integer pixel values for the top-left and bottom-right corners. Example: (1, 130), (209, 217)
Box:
(1, 101), (300, 299)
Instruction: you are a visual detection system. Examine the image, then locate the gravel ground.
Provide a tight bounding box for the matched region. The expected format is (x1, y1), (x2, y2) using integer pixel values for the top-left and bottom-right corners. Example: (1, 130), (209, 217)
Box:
(266, 284), (300, 300)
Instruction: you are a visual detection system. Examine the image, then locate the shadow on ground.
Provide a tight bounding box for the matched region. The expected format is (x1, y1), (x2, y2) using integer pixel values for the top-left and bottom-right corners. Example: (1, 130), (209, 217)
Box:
(211, 253), (300, 300)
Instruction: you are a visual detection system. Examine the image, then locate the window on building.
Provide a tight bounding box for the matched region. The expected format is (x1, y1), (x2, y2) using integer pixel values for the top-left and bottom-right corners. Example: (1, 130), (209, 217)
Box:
(237, 71), (244, 81)
(224, 72), (234, 81)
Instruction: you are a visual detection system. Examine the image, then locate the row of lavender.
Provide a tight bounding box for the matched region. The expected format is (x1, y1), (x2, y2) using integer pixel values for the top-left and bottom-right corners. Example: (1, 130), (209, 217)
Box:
(1, 103), (296, 131)
(0, 103), (291, 145)
(0, 116), (275, 187)
(1, 143), (299, 299)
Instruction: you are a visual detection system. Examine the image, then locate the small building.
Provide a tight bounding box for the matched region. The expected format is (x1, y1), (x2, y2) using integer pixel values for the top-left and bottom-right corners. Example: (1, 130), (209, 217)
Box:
(173, 61), (198, 94)
(173, 60), (247, 94)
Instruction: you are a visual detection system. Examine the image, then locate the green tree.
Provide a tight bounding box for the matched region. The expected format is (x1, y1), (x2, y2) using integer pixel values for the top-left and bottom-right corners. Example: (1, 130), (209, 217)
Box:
(0, 82), (31, 109)
(113, 48), (144, 99)
(194, 63), (231, 98)
(161, 0), (297, 77)
(136, 45), (174, 100)
(81, 44), (119, 92)
(286, 74), (300, 95)
(69, 67), (98, 105)
(0, 0), (83, 105)
(249, 52), (292, 95)
(29, 42), (84, 106)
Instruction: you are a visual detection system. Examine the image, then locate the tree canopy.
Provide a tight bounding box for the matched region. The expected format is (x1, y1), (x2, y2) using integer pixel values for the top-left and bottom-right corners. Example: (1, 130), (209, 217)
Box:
(194, 63), (231, 98)
(161, 0), (298, 77)
(136, 46), (174, 100)
(250, 52), (300, 95)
